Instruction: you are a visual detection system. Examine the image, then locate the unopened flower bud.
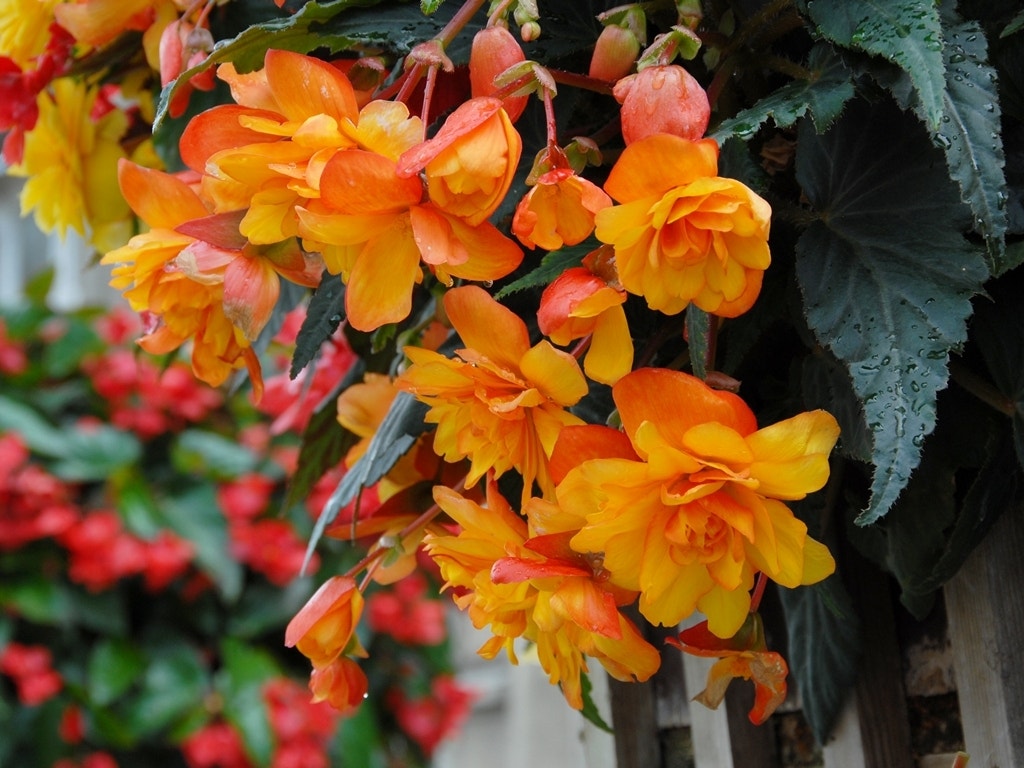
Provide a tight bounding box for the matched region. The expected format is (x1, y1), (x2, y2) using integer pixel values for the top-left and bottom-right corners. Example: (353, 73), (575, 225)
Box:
(470, 26), (528, 122)
(589, 24), (640, 82)
(613, 64), (709, 144)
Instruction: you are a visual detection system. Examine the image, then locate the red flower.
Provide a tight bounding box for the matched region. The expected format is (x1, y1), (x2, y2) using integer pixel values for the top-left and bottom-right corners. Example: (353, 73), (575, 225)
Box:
(142, 531), (195, 591)
(0, 642), (63, 705)
(367, 572), (447, 646)
(181, 721), (253, 768)
(389, 675), (476, 755)
(58, 511), (147, 591)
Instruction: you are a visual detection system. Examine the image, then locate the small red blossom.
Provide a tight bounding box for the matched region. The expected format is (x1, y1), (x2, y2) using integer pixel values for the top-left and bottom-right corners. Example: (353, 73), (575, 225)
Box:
(142, 530), (195, 591)
(229, 519), (316, 586)
(218, 473), (276, 520)
(58, 510), (148, 592)
(0, 642), (63, 706)
(367, 572), (447, 646)
(388, 674), (476, 755)
(181, 721), (253, 768)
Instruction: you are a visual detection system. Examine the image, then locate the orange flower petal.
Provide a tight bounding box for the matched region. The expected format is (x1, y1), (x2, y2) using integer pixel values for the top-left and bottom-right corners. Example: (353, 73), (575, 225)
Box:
(117, 160), (209, 229)
(604, 135), (719, 203)
(320, 150), (424, 214)
(264, 49), (359, 124)
(179, 105), (283, 173)
(443, 285), (530, 372)
(345, 214), (422, 331)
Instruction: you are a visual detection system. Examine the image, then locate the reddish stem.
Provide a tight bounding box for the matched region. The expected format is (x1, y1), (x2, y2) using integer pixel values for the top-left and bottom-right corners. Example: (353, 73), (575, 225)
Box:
(750, 571), (768, 612)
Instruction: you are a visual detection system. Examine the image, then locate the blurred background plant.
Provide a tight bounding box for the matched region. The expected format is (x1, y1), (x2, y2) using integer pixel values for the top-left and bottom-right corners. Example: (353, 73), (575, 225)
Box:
(0, 271), (473, 768)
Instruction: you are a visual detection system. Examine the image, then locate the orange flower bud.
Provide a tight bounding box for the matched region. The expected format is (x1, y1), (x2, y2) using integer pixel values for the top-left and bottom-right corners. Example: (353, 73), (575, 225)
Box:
(309, 656), (369, 713)
(470, 26), (528, 123)
(613, 64), (710, 144)
(589, 25), (640, 83)
(285, 575), (365, 668)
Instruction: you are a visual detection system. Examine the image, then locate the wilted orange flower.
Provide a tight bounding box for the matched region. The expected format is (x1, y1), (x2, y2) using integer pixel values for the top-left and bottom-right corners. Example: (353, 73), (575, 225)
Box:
(666, 615), (788, 725)
(426, 479), (660, 709)
(396, 286), (587, 504)
(537, 247), (632, 385)
(397, 96), (522, 226)
(285, 575), (366, 668)
(563, 368), (839, 637)
(512, 167), (612, 251)
(595, 133), (772, 318)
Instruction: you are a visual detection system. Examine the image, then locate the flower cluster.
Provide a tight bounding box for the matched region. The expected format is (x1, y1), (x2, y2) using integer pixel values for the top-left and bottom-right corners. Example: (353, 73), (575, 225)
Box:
(4, 0), (841, 736)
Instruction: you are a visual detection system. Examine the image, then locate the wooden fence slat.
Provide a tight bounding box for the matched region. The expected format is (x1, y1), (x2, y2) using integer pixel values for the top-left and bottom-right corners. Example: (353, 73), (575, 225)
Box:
(945, 507), (1024, 768)
(683, 653), (735, 768)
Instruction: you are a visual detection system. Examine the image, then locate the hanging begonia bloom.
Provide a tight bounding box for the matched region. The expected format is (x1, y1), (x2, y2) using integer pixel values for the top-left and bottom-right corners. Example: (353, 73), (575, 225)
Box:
(397, 286), (587, 504)
(426, 480), (660, 710)
(309, 655), (369, 713)
(563, 368), (839, 638)
(512, 168), (612, 251)
(101, 160), (316, 393)
(613, 64), (710, 145)
(285, 575), (366, 668)
(397, 96), (522, 226)
(10, 77), (131, 250)
(666, 616), (788, 725)
(595, 133), (772, 318)
(53, 0), (156, 49)
(179, 48), (364, 243)
(537, 251), (632, 386)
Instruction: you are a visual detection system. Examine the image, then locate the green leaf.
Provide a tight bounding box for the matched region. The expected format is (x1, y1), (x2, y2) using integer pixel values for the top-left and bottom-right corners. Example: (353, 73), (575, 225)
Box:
(778, 575), (862, 744)
(493, 246), (588, 299)
(218, 638), (279, 766)
(578, 672), (613, 733)
(88, 639), (145, 706)
(41, 319), (102, 378)
(52, 425), (142, 481)
(0, 577), (71, 625)
(0, 394), (69, 457)
(226, 578), (319, 637)
(421, 0), (444, 13)
(806, 0), (946, 131)
(332, 702), (387, 768)
(126, 644), (208, 737)
(685, 305), (710, 379)
(795, 99), (988, 525)
(307, 392), (428, 557)
(162, 486), (244, 600)
(870, 17), (1010, 271)
(172, 429), (260, 479)
(710, 44), (854, 143)
(291, 271), (346, 378)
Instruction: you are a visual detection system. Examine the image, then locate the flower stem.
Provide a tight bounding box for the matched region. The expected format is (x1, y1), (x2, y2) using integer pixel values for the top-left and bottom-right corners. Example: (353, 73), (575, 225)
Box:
(950, 359), (1015, 417)
(750, 571), (768, 612)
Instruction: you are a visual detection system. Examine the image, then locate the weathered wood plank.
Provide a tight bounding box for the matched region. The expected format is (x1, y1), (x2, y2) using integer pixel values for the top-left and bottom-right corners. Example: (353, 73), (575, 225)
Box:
(944, 506), (1024, 768)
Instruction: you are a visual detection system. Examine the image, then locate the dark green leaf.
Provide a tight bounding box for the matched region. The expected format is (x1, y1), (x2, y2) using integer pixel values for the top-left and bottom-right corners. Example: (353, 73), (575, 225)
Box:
(70, 588), (129, 636)
(307, 392), (428, 558)
(88, 639), (145, 706)
(578, 672), (613, 733)
(806, 0), (946, 130)
(292, 272), (346, 378)
(421, 0), (444, 13)
(795, 99), (988, 524)
(332, 700), (387, 768)
(0, 577), (71, 625)
(126, 644), (208, 737)
(0, 394), (69, 457)
(162, 486), (244, 600)
(52, 426), (142, 481)
(710, 44), (854, 142)
(493, 246), (588, 299)
(172, 429), (260, 479)
(778, 575), (861, 744)
(219, 638), (279, 765)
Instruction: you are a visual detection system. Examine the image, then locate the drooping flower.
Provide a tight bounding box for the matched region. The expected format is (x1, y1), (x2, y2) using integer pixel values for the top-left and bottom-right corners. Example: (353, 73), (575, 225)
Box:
(101, 160), (315, 393)
(613, 64), (710, 144)
(309, 656), (369, 714)
(425, 479), (660, 709)
(666, 614), (788, 725)
(285, 575), (366, 669)
(595, 133), (772, 318)
(512, 167), (612, 251)
(563, 367), (839, 637)
(537, 246), (632, 385)
(397, 96), (522, 226)
(396, 285), (587, 503)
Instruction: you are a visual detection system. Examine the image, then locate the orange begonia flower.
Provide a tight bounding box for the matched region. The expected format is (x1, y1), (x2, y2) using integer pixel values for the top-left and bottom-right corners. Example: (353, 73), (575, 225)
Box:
(563, 368), (839, 637)
(426, 479), (660, 710)
(666, 615), (788, 725)
(537, 247), (632, 385)
(396, 286), (587, 504)
(285, 575), (366, 669)
(309, 655), (369, 714)
(512, 167), (612, 251)
(101, 161), (264, 392)
(595, 134), (771, 318)
(54, 0), (156, 49)
(397, 96), (522, 226)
